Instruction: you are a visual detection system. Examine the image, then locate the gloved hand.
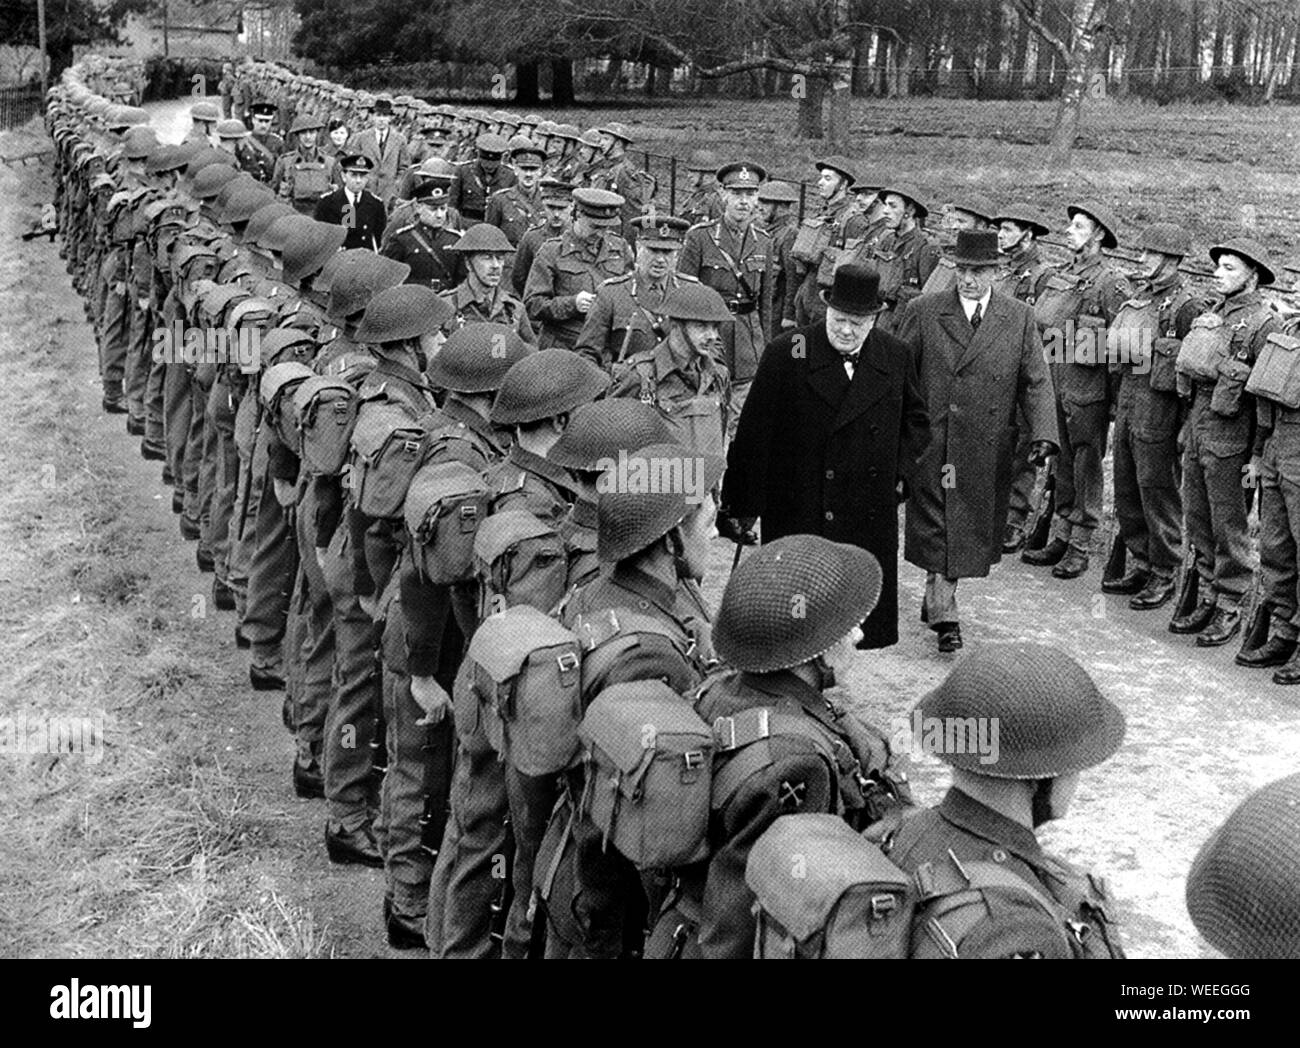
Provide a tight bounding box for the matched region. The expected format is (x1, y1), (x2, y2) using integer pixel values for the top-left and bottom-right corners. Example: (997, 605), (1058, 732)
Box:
(411, 675), (453, 726)
(1027, 441), (1058, 468)
(717, 511), (758, 546)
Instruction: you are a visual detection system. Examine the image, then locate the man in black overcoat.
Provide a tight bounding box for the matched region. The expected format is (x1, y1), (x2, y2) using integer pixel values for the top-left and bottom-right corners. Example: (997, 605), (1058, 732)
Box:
(720, 264), (929, 649)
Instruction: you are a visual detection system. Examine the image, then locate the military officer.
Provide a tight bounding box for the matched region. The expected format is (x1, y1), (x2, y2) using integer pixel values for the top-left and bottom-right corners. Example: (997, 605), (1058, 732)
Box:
(524, 187), (633, 349)
(237, 101), (283, 183)
(314, 154), (386, 251)
(448, 133), (516, 224)
(883, 643), (1127, 959)
(593, 122), (655, 243)
(382, 176), (465, 292)
(1022, 202), (1132, 581)
(384, 157), (463, 245)
(609, 282), (732, 456)
(271, 114), (337, 215)
(677, 160), (772, 441)
(1106, 223), (1203, 612)
(511, 178), (573, 300)
(484, 138), (546, 246)
(871, 182), (940, 334)
(1169, 238), (1280, 646)
(442, 222), (535, 340)
(574, 214), (694, 367)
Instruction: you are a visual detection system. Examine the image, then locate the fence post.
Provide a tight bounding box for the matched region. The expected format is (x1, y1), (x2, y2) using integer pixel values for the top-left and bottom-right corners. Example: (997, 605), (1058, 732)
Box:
(798, 181), (807, 223)
(669, 154), (677, 215)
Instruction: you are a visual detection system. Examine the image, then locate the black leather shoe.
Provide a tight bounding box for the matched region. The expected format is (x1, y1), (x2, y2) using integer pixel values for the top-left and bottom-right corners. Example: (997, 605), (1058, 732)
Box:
(126, 417), (145, 436)
(162, 466), (174, 487)
(102, 394), (128, 415)
(250, 666), (286, 691)
(213, 578), (236, 611)
(1002, 524), (1026, 554)
(196, 548), (215, 573)
(1273, 652), (1300, 685)
(1051, 548), (1089, 579)
(1129, 577), (1175, 610)
(141, 440), (166, 461)
(234, 626), (250, 648)
(180, 516), (201, 541)
(1169, 599), (1216, 635)
(171, 490), (183, 515)
(386, 913), (428, 951)
(282, 693), (295, 733)
(293, 758), (324, 799)
(325, 822), (383, 868)
(936, 623), (963, 653)
(1236, 634), (1297, 668)
(1196, 607), (1241, 647)
(1022, 537), (1067, 567)
(919, 601), (928, 625)
(1102, 567), (1149, 595)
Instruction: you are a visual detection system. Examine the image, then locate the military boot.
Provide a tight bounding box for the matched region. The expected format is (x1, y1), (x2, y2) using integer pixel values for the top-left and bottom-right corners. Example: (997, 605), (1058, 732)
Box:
(1022, 537), (1067, 567)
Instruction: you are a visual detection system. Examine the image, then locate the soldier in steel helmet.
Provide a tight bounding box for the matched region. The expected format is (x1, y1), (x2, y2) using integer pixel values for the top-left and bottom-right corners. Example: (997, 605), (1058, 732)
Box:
(609, 281), (732, 457)
(653, 534), (911, 960)
(881, 643), (1127, 958)
(442, 222), (535, 339)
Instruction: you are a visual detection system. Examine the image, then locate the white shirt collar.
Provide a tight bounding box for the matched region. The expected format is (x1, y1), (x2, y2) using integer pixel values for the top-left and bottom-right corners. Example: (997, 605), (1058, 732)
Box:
(960, 289), (991, 320)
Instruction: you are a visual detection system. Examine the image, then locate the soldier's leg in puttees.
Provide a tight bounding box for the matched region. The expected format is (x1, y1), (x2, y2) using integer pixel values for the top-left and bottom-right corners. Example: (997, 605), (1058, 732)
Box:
(1134, 434), (1183, 579)
(438, 743), (510, 959)
(1068, 400), (1109, 548)
(183, 376), (207, 536)
(295, 491), (333, 753)
(164, 362), (191, 493)
(144, 356), (167, 447)
(1112, 413), (1148, 566)
(322, 530), (379, 833)
(209, 382), (238, 585)
(245, 462), (296, 675)
(1204, 447), (1253, 607)
(1049, 397), (1077, 545)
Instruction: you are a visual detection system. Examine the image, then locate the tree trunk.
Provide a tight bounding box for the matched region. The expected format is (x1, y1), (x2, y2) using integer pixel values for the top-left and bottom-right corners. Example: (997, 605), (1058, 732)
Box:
(874, 32), (890, 97)
(1012, 17), (1030, 94)
(827, 55), (853, 149)
(985, 0), (1006, 97)
(550, 58), (575, 105)
(1047, 0), (1103, 158)
(515, 60), (540, 105)
(795, 74), (826, 138)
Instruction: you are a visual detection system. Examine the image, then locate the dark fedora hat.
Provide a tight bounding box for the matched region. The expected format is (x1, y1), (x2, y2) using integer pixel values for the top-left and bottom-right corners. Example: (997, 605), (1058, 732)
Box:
(820, 264), (886, 315)
(948, 229), (1001, 267)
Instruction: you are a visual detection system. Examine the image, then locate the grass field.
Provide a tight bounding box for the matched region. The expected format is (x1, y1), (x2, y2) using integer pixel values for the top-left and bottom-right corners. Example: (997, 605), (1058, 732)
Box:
(538, 96), (1300, 284)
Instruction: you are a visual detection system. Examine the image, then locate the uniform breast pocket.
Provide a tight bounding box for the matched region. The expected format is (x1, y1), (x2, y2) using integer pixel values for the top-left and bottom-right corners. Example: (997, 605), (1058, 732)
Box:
(1210, 356), (1253, 419)
(555, 259), (592, 289)
(700, 265), (732, 293)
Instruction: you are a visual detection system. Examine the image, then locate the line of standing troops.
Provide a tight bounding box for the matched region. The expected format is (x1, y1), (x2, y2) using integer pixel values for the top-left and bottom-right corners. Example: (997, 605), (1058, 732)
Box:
(42, 52), (1300, 960)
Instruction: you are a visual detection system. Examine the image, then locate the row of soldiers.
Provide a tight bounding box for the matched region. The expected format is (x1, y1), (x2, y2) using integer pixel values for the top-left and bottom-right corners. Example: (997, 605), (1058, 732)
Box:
(44, 59), (1300, 960)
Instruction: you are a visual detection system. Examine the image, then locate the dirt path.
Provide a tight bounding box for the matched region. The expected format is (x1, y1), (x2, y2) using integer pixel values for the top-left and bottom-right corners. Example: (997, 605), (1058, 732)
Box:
(3, 97), (1296, 959)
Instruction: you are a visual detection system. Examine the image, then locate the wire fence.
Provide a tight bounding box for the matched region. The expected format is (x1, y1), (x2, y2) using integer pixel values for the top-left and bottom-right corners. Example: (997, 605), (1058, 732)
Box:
(1, 83), (44, 130)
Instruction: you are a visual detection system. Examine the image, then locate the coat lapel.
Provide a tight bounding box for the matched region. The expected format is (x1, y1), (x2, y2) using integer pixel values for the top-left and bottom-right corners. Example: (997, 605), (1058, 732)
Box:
(832, 329), (894, 431)
(953, 290), (1013, 375)
(805, 327), (850, 410)
(937, 289), (971, 368)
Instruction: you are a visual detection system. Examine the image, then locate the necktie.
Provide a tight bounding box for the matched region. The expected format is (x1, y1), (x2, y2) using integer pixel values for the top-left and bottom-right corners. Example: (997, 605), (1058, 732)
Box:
(970, 303), (983, 332)
(843, 351), (859, 379)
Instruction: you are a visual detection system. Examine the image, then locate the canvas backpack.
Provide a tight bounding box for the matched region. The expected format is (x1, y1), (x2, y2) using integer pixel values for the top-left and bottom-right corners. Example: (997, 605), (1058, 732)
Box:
(260, 361), (315, 457)
(347, 398), (426, 519)
(295, 376), (359, 476)
(578, 679), (715, 870)
(473, 508), (569, 619)
(404, 459), (492, 585)
(745, 813), (1098, 960)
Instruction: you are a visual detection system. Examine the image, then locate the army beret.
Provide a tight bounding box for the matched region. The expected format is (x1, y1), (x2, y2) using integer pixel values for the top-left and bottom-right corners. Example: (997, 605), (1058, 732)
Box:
(632, 214), (690, 248)
(426, 323), (534, 394)
(757, 180), (801, 204)
(814, 155), (858, 186)
(449, 223), (514, 254)
(715, 536), (883, 672)
(548, 400), (673, 472)
(596, 442), (725, 563)
(289, 114), (324, 134)
(242, 202), (296, 246)
(572, 187), (624, 225)
(282, 221), (347, 284)
(1209, 237), (1275, 286)
(949, 192), (998, 224)
(216, 119), (249, 139)
(475, 133), (511, 155)
(716, 161), (766, 189)
(914, 643), (1125, 779)
(356, 284), (455, 343)
(878, 183), (930, 220)
(326, 251), (412, 320)
(190, 100), (221, 123)
(1186, 772), (1300, 959)
(1140, 222), (1192, 259)
(1066, 200), (1120, 249)
(491, 348), (610, 425)
(993, 202), (1051, 237)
